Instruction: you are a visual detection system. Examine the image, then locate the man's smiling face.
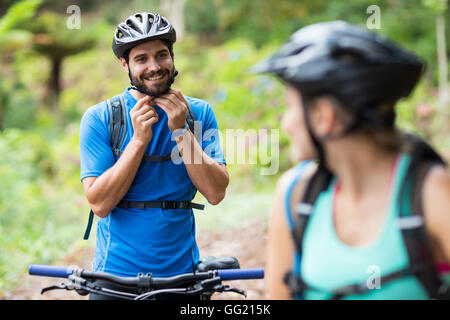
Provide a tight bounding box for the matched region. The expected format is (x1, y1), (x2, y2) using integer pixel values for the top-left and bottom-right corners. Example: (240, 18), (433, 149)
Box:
(122, 39), (175, 97)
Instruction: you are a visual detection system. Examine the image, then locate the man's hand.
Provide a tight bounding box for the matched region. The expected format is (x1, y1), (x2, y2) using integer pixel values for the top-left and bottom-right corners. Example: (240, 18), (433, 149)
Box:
(153, 89), (188, 132)
(130, 95), (159, 145)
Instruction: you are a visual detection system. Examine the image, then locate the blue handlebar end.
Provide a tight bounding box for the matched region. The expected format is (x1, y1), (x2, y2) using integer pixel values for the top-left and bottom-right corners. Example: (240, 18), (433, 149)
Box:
(28, 265), (74, 278)
(218, 268), (264, 280)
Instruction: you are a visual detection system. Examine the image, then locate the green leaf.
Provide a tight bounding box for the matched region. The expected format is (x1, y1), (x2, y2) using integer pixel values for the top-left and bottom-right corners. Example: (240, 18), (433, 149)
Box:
(0, 0), (43, 34)
(422, 0), (448, 13)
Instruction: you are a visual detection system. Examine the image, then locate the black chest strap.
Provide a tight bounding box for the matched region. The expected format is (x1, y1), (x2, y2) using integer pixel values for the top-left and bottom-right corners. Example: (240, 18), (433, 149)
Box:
(83, 200), (205, 240)
(284, 266), (412, 299)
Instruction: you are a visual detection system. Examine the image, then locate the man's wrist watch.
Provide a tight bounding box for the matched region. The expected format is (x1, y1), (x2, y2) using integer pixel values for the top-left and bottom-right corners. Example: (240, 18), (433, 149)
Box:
(173, 123), (189, 137)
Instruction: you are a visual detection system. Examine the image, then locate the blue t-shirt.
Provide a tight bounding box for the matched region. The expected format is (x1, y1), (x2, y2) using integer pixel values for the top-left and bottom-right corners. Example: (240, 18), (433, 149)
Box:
(79, 88), (226, 277)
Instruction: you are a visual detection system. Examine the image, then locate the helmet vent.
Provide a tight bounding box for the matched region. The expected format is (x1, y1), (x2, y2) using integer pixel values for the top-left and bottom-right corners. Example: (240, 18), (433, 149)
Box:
(336, 53), (358, 63)
(136, 14), (142, 22)
(331, 48), (364, 64)
(126, 20), (134, 29)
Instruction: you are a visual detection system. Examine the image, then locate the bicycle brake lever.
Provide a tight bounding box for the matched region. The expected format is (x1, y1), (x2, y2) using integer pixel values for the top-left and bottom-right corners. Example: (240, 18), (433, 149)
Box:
(188, 278), (248, 298)
(41, 283), (67, 295)
(221, 285), (247, 298)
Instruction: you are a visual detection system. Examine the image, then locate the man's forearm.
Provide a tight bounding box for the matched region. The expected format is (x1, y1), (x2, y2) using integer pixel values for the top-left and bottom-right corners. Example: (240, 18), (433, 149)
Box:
(175, 130), (229, 204)
(85, 138), (147, 217)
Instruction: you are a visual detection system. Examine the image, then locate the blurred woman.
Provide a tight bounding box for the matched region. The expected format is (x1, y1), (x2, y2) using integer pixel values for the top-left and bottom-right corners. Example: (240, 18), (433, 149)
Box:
(252, 21), (450, 299)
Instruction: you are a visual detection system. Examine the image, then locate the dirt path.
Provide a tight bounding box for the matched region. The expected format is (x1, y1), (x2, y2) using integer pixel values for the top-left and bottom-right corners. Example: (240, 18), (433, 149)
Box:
(5, 221), (267, 300)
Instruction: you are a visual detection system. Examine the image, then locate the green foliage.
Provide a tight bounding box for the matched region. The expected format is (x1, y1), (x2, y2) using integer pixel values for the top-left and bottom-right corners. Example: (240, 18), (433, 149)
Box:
(184, 0), (448, 85)
(0, 29), (31, 54)
(21, 11), (104, 60)
(61, 31), (128, 116)
(0, 128), (86, 292)
(422, 0), (448, 13)
(0, 77), (37, 130)
(0, 0), (42, 33)
(0, 0), (43, 130)
(0, 0), (448, 295)
(184, 0), (312, 46)
(184, 0), (218, 35)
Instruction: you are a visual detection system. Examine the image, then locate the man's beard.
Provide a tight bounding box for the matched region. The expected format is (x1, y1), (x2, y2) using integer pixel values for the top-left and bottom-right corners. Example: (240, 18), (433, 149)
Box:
(128, 66), (176, 97)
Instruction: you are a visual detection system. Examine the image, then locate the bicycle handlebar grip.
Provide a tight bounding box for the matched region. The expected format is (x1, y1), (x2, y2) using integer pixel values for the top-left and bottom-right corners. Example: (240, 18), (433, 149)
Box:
(28, 265), (75, 278)
(218, 268), (264, 280)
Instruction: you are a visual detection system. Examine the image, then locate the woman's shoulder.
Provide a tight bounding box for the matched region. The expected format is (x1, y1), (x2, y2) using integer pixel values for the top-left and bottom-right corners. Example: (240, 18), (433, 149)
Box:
(423, 164), (450, 262)
(423, 164), (450, 220)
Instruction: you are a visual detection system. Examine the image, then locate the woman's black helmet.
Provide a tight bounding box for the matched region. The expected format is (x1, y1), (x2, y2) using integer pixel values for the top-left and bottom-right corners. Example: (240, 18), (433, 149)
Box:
(252, 21), (424, 116)
(112, 12), (176, 59)
(252, 21), (425, 166)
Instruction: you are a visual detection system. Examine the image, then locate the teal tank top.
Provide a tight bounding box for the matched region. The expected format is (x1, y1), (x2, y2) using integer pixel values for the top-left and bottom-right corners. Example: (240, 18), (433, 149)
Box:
(300, 153), (430, 299)
(284, 154), (438, 299)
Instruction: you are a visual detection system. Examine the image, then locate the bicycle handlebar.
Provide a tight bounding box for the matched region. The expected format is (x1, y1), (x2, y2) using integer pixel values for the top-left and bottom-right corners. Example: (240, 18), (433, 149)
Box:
(28, 264), (264, 287)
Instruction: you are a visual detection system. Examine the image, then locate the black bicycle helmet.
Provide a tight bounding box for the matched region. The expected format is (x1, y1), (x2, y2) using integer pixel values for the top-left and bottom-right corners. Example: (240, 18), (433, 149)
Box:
(112, 12), (176, 59)
(252, 20), (424, 165)
(252, 20), (424, 118)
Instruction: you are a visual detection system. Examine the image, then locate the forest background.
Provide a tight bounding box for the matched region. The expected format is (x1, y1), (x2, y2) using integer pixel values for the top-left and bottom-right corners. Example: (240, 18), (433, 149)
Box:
(0, 0), (448, 295)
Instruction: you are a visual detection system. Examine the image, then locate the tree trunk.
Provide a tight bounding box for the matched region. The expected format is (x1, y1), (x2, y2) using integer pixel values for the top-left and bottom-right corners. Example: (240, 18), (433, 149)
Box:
(48, 57), (62, 112)
(436, 13), (448, 110)
(0, 81), (4, 131)
(160, 0), (187, 41)
(436, 11), (449, 133)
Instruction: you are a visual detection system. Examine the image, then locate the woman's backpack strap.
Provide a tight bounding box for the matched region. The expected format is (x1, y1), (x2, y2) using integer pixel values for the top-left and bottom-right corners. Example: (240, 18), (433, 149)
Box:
(284, 164), (332, 298)
(291, 165), (333, 255)
(397, 133), (450, 299)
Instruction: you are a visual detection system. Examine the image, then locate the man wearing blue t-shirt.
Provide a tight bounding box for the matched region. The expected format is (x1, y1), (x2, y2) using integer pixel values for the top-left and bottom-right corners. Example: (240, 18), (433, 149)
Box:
(79, 12), (229, 299)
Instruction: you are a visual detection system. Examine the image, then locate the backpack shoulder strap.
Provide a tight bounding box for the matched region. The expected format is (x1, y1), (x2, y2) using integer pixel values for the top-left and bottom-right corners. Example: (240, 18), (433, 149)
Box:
(283, 162), (314, 230)
(397, 133), (450, 299)
(291, 165), (333, 255)
(185, 101), (204, 145)
(186, 102), (196, 135)
(284, 164), (333, 298)
(108, 94), (127, 157)
(83, 210), (95, 240)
